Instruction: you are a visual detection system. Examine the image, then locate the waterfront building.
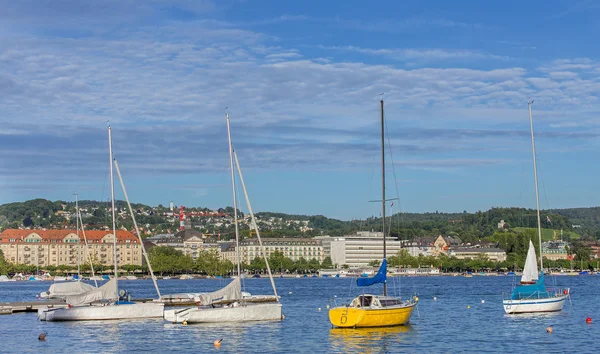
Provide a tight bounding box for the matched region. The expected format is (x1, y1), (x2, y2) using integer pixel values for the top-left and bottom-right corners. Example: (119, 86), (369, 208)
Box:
(144, 228), (221, 260)
(400, 236), (435, 257)
(541, 240), (569, 261)
(433, 235), (462, 256)
(221, 238), (324, 264)
(327, 231), (403, 268)
(448, 247), (507, 262)
(0, 229), (143, 267)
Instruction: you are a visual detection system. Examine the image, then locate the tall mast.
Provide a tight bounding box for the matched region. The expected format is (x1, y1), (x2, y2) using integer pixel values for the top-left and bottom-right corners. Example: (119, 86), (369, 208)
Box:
(528, 100), (543, 272)
(226, 112), (241, 278)
(380, 96), (387, 296)
(75, 192), (81, 278)
(108, 126), (119, 285)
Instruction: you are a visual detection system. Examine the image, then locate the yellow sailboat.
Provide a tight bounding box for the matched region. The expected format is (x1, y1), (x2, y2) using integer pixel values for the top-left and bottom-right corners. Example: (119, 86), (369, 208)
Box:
(328, 97), (418, 328)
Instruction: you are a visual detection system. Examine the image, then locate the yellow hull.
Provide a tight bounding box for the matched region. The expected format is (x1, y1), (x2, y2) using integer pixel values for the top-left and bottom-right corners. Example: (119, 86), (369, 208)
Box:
(329, 303), (416, 328)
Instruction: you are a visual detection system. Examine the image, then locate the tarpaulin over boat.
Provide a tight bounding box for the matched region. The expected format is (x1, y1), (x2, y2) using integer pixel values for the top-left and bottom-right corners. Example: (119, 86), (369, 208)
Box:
(196, 277), (242, 304)
(65, 278), (118, 306)
(47, 281), (95, 298)
(357, 259), (387, 287)
(511, 272), (550, 300)
(160, 277), (243, 305)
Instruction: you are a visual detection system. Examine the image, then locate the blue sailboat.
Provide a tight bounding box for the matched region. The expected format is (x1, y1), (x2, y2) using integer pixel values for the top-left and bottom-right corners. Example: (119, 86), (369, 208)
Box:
(502, 101), (570, 314)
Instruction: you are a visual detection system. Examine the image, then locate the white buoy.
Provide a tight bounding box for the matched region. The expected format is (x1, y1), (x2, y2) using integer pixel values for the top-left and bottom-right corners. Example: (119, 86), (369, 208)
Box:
(318, 308), (321, 311)
(433, 296), (437, 301)
(481, 299), (485, 304)
(326, 305), (330, 309)
(288, 291), (292, 295)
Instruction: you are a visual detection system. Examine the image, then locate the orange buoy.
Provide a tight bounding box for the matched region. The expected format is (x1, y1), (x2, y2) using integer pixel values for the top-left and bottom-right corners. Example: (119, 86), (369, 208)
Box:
(214, 339), (223, 347)
(586, 317), (592, 324)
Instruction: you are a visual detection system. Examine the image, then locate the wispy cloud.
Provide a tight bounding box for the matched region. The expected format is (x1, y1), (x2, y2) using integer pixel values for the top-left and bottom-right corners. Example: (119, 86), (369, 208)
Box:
(332, 16), (478, 33)
(1, 1), (599, 213)
(320, 45), (508, 62)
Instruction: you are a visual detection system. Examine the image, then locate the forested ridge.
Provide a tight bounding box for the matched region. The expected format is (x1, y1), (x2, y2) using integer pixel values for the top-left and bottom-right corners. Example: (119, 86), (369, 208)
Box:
(1, 199), (599, 243)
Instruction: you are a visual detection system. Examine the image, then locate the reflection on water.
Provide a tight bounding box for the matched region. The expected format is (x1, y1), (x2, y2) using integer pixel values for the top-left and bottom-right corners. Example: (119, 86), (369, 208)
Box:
(329, 325), (414, 353)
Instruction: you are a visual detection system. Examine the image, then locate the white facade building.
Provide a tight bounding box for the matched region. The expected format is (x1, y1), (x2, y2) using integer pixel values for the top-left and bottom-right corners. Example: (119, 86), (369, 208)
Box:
(326, 231), (404, 268)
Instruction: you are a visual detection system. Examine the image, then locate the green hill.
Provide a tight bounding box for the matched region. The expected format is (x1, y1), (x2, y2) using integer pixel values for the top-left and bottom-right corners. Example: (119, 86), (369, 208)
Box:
(512, 227), (580, 242)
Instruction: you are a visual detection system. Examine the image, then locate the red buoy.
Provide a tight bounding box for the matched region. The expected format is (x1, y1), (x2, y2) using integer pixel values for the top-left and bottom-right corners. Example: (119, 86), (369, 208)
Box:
(586, 317), (592, 324)
(563, 289), (568, 295)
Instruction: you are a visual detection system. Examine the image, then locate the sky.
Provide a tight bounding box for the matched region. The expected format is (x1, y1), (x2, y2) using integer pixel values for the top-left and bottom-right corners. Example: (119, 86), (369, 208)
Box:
(1, 0), (599, 220)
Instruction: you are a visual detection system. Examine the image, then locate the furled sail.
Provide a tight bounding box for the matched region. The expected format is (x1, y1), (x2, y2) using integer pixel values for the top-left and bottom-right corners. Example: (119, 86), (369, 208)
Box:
(357, 259), (387, 287)
(47, 281), (95, 298)
(521, 240), (539, 284)
(65, 278), (118, 306)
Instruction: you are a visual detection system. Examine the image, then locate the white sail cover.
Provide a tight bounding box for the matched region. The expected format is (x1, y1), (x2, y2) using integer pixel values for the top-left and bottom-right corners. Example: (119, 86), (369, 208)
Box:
(521, 240), (539, 283)
(65, 278), (118, 306)
(161, 278), (242, 304)
(47, 281), (95, 298)
(197, 277), (242, 304)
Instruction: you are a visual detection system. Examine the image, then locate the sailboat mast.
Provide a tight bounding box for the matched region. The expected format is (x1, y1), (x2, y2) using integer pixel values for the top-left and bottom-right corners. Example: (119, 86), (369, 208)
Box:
(226, 113), (241, 278)
(528, 100), (543, 271)
(108, 126), (119, 284)
(380, 97), (387, 296)
(75, 192), (81, 278)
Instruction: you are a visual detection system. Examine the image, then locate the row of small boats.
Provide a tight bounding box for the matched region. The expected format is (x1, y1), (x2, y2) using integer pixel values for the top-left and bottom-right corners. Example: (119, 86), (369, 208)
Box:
(36, 119), (283, 324)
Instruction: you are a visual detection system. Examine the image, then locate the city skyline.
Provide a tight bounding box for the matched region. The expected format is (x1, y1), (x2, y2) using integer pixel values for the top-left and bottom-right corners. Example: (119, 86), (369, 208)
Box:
(1, 0), (599, 220)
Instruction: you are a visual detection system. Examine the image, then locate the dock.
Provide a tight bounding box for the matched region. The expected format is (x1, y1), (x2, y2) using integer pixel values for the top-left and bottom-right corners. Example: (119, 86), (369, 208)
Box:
(0, 295), (280, 315)
(0, 300), (68, 314)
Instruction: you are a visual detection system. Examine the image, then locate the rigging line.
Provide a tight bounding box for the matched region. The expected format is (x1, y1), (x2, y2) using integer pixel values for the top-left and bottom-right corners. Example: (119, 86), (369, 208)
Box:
(536, 156), (552, 213)
(383, 104), (404, 242)
(384, 109), (402, 215)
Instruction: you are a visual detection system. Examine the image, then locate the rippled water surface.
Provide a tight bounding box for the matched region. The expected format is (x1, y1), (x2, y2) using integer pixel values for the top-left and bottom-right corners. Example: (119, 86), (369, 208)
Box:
(1, 276), (598, 353)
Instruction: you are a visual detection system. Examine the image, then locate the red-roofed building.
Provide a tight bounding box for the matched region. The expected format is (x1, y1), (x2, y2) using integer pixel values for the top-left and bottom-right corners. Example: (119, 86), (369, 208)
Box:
(0, 229), (142, 267)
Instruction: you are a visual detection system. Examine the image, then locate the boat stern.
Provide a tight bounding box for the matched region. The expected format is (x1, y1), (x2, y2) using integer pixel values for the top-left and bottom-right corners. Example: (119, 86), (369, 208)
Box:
(164, 308), (189, 323)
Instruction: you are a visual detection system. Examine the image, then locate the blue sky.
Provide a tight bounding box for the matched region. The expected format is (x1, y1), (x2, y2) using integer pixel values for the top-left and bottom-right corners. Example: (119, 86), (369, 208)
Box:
(1, 0), (599, 220)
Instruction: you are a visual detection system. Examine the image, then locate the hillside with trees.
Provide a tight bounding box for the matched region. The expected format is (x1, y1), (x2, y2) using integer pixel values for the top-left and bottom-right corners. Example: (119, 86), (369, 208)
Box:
(1, 199), (599, 243)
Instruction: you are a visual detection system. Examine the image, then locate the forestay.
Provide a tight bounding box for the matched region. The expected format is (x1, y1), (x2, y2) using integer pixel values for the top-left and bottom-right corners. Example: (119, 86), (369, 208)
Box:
(65, 278), (118, 306)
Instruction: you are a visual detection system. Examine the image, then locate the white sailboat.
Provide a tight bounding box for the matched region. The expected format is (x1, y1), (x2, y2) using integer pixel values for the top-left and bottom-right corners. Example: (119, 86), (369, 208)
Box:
(40, 193), (99, 300)
(39, 126), (164, 321)
(502, 100), (570, 314)
(164, 112), (282, 324)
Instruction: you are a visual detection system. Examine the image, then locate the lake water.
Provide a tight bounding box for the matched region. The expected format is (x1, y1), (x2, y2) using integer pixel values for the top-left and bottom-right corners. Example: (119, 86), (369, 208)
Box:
(0, 276), (598, 353)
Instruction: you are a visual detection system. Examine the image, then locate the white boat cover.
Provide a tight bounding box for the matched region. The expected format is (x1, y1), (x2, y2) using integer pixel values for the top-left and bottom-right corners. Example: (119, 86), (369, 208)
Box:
(164, 302), (282, 323)
(521, 240), (539, 283)
(44, 302), (165, 321)
(65, 278), (118, 306)
(47, 281), (95, 298)
(161, 277), (242, 304)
